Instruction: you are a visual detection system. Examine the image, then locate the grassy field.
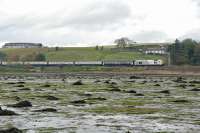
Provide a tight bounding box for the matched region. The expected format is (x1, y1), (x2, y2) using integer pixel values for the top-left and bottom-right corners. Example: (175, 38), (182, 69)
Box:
(0, 47), (166, 61)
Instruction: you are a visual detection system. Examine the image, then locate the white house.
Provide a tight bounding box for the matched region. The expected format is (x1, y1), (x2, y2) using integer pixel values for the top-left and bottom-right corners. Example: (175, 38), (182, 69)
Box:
(144, 48), (166, 55)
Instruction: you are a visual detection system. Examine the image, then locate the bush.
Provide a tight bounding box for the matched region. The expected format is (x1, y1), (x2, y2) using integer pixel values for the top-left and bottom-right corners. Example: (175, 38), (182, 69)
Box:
(35, 53), (46, 61)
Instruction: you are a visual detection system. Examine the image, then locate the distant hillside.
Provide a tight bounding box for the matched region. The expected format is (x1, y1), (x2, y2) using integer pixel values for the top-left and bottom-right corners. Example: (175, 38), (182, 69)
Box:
(0, 47), (166, 62)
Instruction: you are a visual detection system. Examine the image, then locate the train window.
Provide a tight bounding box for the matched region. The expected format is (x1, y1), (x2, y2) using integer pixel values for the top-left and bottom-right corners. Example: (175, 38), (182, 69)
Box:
(139, 62), (142, 64)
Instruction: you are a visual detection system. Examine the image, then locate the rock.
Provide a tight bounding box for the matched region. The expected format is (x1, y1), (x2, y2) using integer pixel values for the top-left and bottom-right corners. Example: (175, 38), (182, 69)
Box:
(94, 80), (101, 83)
(110, 88), (121, 92)
(140, 81), (147, 84)
(35, 88), (43, 91)
(158, 90), (170, 94)
(154, 84), (160, 87)
(110, 82), (118, 85)
(83, 93), (92, 97)
(6, 82), (16, 84)
(189, 80), (200, 84)
(190, 88), (200, 91)
(135, 93), (144, 96)
(72, 80), (83, 85)
(125, 90), (137, 93)
(15, 84), (24, 87)
(109, 84), (121, 92)
(175, 76), (183, 82)
(173, 99), (189, 103)
(104, 80), (111, 84)
(8, 100), (32, 108)
(17, 82), (25, 84)
(174, 77), (187, 83)
(70, 100), (86, 104)
(129, 75), (142, 79)
(34, 108), (57, 112)
(188, 84), (195, 87)
(0, 107), (18, 116)
(42, 84), (51, 87)
(0, 127), (22, 133)
(19, 88), (31, 91)
(179, 84), (187, 88)
(86, 97), (107, 101)
(45, 95), (59, 100)
(13, 96), (21, 101)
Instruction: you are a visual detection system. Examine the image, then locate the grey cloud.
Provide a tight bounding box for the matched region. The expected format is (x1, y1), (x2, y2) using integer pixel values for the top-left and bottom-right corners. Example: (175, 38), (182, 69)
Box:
(46, 1), (131, 31)
(181, 29), (200, 41)
(192, 0), (200, 17)
(132, 31), (168, 42)
(0, 0), (132, 39)
(0, 15), (41, 32)
(0, 0), (134, 44)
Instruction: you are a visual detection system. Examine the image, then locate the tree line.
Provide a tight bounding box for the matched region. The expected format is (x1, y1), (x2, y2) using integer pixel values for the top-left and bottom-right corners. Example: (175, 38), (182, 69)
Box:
(169, 38), (200, 65)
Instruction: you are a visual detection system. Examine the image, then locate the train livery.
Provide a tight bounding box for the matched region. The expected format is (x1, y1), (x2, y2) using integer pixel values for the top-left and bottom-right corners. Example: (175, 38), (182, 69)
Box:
(0, 60), (164, 66)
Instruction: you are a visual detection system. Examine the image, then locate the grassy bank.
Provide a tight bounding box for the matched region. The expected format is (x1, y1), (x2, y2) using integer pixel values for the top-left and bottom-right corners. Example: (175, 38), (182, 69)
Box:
(0, 47), (166, 61)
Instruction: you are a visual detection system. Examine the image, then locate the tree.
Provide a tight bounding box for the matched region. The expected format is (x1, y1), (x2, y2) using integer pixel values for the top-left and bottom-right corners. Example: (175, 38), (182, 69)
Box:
(191, 45), (200, 65)
(55, 47), (59, 51)
(35, 53), (46, 61)
(100, 46), (104, 51)
(95, 45), (99, 51)
(114, 37), (133, 48)
(182, 38), (196, 63)
(0, 52), (7, 61)
(169, 38), (199, 65)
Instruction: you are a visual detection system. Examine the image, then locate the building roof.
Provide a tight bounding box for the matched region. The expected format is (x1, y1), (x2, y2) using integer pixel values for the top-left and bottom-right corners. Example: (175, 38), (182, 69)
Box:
(4, 43), (42, 46)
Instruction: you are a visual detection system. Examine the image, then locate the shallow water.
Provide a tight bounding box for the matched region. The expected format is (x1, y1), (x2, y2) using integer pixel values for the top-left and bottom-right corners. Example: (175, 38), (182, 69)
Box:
(0, 75), (200, 132)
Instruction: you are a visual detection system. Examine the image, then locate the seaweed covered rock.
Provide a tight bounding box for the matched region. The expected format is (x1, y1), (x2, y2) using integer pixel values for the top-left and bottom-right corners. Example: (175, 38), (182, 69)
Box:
(109, 87), (121, 92)
(8, 101), (32, 108)
(135, 93), (144, 96)
(17, 81), (25, 84)
(70, 100), (86, 104)
(189, 80), (200, 84)
(178, 84), (187, 88)
(15, 84), (25, 87)
(42, 84), (51, 87)
(19, 88), (31, 91)
(174, 77), (187, 83)
(104, 80), (111, 84)
(154, 84), (161, 87)
(158, 90), (170, 94)
(173, 99), (189, 103)
(190, 88), (200, 92)
(109, 85), (121, 92)
(129, 75), (142, 79)
(0, 107), (18, 116)
(125, 90), (137, 93)
(0, 127), (22, 133)
(46, 95), (59, 100)
(34, 108), (57, 112)
(86, 97), (107, 101)
(94, 80), (101, 83)
(72, 80), (83, 85)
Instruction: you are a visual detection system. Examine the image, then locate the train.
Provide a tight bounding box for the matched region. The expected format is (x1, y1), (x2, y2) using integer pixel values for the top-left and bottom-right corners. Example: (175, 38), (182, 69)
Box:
(0, 60), (164, 67)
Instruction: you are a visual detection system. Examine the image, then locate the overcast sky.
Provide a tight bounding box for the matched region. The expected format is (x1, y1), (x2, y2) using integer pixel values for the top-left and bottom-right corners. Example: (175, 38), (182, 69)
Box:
(0, 0), (200, 47)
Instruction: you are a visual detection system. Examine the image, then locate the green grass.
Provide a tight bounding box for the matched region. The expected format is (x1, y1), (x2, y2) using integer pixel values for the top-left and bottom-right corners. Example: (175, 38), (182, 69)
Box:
(0, 47), (166, 61)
